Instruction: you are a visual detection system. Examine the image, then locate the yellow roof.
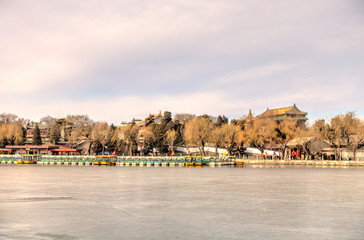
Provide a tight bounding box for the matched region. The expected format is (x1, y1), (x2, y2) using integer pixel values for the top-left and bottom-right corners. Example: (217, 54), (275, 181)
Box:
(259, 104), (306, 117)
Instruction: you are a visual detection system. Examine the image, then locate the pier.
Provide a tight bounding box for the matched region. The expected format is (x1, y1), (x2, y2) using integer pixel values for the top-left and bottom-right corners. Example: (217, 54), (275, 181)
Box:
(0, 155), (245, 168)
(242, 159), (364, 167)
(2, 154), (364, 168)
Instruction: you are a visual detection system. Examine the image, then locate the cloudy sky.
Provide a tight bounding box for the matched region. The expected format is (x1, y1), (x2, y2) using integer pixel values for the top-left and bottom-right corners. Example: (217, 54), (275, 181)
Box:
(1, 0), (363, 124)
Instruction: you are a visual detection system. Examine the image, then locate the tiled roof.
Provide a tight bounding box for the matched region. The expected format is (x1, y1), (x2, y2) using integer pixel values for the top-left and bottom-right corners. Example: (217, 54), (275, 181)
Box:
(259, 104), (307, 117)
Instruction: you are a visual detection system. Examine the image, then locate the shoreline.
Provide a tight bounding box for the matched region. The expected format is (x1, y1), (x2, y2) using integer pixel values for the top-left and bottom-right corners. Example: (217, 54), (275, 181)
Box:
(242, 159), (364, 167)
(1, 159), (364, 168)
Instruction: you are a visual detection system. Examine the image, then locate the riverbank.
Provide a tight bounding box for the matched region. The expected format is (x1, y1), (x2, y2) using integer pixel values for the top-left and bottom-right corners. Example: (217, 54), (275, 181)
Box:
(242, 159), (364, 167)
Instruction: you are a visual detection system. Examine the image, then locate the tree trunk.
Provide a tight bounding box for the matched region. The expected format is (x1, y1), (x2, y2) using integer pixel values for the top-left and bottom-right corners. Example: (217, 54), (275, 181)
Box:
(199, 148), (205, 156)
(227, 146), (232, 156)
(282, 147), (287, 160)
(128, 144), (132, 156)
(338, 146), (341, 160)
(200, 144), (205, 156)
(89, 140), (93, 155)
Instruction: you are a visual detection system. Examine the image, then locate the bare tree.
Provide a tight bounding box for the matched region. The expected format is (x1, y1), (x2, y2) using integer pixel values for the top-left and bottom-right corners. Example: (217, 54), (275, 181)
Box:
(347, 119), (364, 160)
(0, 123), (24, 145)
(245, 118), (276, 153)
(139, 127), (156, 155)
(220, 124), (243, 156)
(91, 122), (110, 155)
(274, 119), (300, 159)
(174, 113), (196, 122)
(184, 117), (213, 156)
(66, 115), (93, 127)
(40, 115), (57, 128)
(0, 113), (18, 124)
(210, 126), (225, 155)
(16, 118), (30, 127)
(165, 129), (178, 152)
(119, 124), (140, 156)
(319, 112), (356, 160)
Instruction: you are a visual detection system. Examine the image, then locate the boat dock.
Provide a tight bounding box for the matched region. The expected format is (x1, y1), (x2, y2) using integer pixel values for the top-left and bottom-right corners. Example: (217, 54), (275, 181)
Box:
(2, 154), (364, 167)
(0, 155), (244, 168)
(242, 159), (364, 167)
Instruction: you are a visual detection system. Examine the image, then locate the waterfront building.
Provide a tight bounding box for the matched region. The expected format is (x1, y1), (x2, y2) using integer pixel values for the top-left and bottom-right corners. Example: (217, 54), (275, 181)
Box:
(286, 137), (331, 159)
(5, 144), (81, 155)
(0, 148), (12, 154)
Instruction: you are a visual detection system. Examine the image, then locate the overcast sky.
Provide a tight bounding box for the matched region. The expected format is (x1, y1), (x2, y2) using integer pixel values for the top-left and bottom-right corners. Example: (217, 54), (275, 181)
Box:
(1, 0), (363, 124)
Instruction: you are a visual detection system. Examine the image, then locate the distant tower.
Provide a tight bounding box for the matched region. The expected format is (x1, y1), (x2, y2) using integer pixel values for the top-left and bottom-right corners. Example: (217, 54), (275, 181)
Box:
(246, 109), (254, 123)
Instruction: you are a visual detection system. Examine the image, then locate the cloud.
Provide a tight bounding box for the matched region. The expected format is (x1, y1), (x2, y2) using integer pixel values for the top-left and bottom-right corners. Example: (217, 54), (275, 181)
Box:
(0, 0), (363, 122)
(1, 91), (239, 124)
(213, 63), (295, 85)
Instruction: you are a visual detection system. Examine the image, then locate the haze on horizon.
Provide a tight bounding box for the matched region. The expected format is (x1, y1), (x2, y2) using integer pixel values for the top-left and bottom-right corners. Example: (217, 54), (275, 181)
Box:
(1, 0), (363, 124)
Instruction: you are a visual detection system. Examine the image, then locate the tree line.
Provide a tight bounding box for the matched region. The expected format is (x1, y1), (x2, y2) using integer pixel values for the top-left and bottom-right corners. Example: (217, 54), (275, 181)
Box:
(0, 111), (363, 159)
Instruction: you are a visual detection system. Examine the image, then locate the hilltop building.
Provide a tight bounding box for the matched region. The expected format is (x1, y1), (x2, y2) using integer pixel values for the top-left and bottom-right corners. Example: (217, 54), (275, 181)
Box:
(241, 109), (255, 129)
(257, 104), (307, 124)
(26, 122), (49, 144)
(135, 111), (164, 126)
(119, 111), (165, 128)
(245, 109), (255, 123)
(120, 119), (142, 127)
(25, 120), (74, 144)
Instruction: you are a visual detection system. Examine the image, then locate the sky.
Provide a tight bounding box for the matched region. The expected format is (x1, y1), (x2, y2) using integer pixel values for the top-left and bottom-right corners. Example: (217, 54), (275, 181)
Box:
(1, 0), (364, 124)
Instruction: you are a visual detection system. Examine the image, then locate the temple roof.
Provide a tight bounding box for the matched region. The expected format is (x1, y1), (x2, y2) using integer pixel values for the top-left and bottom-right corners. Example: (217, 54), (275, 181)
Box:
(259, 104), (307, 118)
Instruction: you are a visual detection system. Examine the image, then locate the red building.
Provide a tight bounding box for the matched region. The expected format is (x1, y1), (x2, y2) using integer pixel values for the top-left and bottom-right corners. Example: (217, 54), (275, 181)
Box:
(25, 122), (50, 144)
(5, 144), (81, 155)
(0, 149), (12, 154)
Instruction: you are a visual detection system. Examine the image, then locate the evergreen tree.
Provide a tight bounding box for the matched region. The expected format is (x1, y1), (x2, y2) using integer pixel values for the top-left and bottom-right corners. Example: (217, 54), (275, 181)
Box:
(230, 119), (238, 125)
(162, 111), (172, 125)
(49, 124), (61, 144)
(106, 124), (118, 153)
(216, 115), (228, 127)
(151, 123), (168, 154)
(145, 114), (154, 126)
(91, 140), (103, 155)
(32, 124), (42, 145)
(0, 136), (8, 148)
(200, 114), (211, 120)
(22, 126), (27, 141)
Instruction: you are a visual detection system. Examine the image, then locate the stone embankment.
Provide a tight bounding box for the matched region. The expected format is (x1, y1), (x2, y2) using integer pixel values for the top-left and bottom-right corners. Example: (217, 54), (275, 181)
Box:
(242, 159), (364, 167)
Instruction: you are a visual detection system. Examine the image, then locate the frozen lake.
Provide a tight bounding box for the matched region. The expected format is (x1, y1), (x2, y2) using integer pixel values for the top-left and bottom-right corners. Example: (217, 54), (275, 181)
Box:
(1, 165), (364, 239)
